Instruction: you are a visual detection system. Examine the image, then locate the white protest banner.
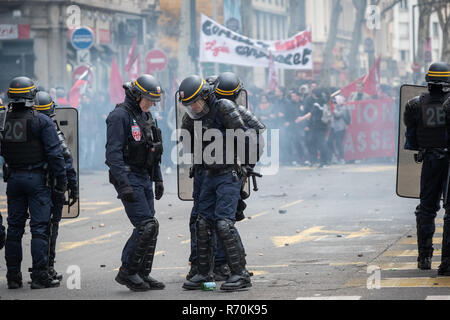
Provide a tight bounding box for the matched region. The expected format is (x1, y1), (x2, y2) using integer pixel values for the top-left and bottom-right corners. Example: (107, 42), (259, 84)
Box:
(199, 14), (313, 70)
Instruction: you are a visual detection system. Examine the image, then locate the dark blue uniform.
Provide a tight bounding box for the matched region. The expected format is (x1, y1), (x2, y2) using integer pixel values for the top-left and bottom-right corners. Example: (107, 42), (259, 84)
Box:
(105, 96), (163, 269)
(404, 91), (450, 266)
(0, 214), (5, 250)
(1, 109), (67, 275)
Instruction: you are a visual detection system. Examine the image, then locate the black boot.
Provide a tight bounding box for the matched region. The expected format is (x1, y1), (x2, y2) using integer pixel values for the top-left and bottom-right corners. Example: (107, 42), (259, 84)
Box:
(186, 262), (198, 281)
(213, 263), (231, 281)
(182, 273), (214, 290)
(418, 248), (433, 270)
(6, 271), (23, 289)
(220, 273), (252, 291)
(48, 266), (63, 281)
(115, 266), (150, 292)
(438, 258), (450, 276)
(30, 269), (60, 289)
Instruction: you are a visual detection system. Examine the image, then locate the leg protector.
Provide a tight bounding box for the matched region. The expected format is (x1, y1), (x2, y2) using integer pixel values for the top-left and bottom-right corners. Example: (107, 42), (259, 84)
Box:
(196, 216), (214, 276)
(128, 218), (158, 273)
(415, 212), (435, 258)
(215, 219), (245, 275)
(139, 218), (159, 277)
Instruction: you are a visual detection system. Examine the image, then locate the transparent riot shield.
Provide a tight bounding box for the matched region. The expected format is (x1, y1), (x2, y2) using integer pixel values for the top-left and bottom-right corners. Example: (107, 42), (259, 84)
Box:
(54, 107), (80, 218)
(396, 85), (428, 199)
(176, 90), (251, 201)
(175, 91), (194, 201)
(0, 103), (7, 132)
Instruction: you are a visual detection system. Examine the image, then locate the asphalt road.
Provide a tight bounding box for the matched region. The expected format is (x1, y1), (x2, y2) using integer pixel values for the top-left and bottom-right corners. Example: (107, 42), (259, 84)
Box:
(1, 163), (449, 301)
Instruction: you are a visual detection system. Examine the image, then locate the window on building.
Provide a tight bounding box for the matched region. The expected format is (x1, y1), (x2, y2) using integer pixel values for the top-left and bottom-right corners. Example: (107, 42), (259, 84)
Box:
(400, 0), (408, 10)
(433, 22), (440, 38)
(400, 50), (409, 62)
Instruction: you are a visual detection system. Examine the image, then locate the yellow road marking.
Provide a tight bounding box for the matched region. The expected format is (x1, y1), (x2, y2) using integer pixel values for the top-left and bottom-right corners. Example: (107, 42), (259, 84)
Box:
(272, 226), (375, 248)
(378, 262), (441, 270)
(330, 262), (367, 267)
(280, 200), (304, 209)
(249, 270), (268, 276)
(399, 237), (443, 245)
(345, 166), (396, 173)
(57, 231), (121, 253)
(383, 249), (442, 257)
(0, 201), (6, 206)
(82, 201), (112, 206)
(60, 217), (90, 226)
(379, 277), (450, 288)
(181, 239), (190, 244)
(0, 196), (6, 200)
(96, 207), (123, 215)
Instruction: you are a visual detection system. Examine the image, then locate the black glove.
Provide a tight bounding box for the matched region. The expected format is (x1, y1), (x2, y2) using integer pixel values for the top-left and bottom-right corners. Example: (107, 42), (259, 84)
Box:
(68, 184), (79, 206)
(154, 181), (164, 200)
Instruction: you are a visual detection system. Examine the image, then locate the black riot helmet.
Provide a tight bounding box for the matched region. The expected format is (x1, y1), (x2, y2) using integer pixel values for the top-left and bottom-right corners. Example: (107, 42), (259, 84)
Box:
(34, 91), (56, 117)
(123, 74), (163, 102)
(178, 75), (212, 119)
(7, 76), (37, 107)
(215, 72), (243, 100)
(426, 62), (450, 85)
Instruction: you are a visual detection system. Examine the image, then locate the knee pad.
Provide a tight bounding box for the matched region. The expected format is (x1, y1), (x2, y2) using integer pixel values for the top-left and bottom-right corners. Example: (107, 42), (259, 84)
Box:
(215, 219), (234, 239)
(139, 218), (159, 241)
(196, 217), (213, 239)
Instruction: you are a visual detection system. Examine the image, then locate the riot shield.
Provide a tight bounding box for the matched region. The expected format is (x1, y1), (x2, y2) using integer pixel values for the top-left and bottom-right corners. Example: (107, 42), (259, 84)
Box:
(396, 85), (428, 199)
(54, 107), (80, 218)
(0, 103), (6, 132)
(175, 91), (194, 201)
(175, 90), (251, 201)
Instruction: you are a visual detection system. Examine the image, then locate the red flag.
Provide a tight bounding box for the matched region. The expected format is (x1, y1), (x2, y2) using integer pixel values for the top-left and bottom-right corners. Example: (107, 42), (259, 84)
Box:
(127, 55), (140, 81)
(109, 57), (125, 105)
(339, 56), (381, 99)
(362, 56), (381, 97)
(69, 69), (89, 108)
(268, 54), (278, 91)
(124, 37), (137, 76)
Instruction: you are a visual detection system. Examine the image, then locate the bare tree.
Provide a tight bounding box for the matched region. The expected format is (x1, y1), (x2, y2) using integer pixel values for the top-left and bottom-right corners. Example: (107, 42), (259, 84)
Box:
(416, 0), (433, 71)
(319, 0), (343, 87)
(432, 1), (450, 62)
(347, 0), (368, 81)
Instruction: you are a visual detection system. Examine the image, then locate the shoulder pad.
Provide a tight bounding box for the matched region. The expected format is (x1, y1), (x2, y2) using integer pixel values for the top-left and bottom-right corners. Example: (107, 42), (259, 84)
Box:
(444, 95), (450, 112)
(236, 105), (266, 132)
(406, 96), (421, 110)
(216, 99), (245, 129)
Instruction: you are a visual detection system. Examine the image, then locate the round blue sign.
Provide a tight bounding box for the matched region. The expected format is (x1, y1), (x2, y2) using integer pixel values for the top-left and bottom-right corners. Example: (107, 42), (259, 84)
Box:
(71, 27), (94, 50)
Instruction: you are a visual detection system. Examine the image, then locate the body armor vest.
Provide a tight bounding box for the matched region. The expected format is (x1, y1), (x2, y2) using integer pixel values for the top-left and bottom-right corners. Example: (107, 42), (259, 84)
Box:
(1, 109), (45, 166)
(416, 93), (449, 149)
(119, 104), (163, 170)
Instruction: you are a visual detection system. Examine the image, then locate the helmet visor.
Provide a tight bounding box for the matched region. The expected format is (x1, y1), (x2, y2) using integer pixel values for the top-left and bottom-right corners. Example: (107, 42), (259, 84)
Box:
(181, 99), (210, 119)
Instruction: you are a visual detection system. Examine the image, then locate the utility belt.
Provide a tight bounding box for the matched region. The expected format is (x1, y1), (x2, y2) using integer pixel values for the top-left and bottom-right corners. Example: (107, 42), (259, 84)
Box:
(205, 164), (241, 178)
(415, 148), (449, 163)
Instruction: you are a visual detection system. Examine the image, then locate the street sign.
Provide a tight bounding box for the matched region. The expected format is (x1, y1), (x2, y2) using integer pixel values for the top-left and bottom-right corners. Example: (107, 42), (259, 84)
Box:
(77, 50), (91, 65)
(71, 27), (95, 51)
(146, 49), (168, 73)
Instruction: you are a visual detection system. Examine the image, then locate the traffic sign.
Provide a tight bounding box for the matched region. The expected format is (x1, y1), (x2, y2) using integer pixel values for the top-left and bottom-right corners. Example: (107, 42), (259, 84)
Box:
(72, 65), (93, 85)
(71, 27), (95, 51)
(146, 49), (168, 73)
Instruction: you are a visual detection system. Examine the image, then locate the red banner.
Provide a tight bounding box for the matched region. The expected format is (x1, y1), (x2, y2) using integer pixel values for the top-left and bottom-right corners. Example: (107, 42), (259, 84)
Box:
(343, 98), (396, 161)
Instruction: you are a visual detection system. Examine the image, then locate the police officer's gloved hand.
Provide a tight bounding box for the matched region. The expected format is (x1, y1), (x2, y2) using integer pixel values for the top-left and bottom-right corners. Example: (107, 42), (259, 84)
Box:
(54, 180), (67, 197)
(154, 181), (164, 200)
(68, 184), (79, 206)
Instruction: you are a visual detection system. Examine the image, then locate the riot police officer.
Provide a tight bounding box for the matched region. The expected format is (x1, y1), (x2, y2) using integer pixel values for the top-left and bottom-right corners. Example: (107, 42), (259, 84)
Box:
(1, 77), (67, 289)
(106, 74), (165, 291)
(0, 102), (5, 251)
(34, 91), (79, 280)
(185, 73), (265, 282)
(179, 75), (258, 291)
(403, 62), (450, 274)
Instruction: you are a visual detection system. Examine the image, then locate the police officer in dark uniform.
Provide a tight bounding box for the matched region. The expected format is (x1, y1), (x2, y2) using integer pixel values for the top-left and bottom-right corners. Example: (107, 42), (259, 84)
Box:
(184, 73), (265, 282)
(404, 62), (450, 274)
(1, 77), (67, 289)
(34, 91), (79, 280)
(179, 75), (258, 291)
(0, 101), (5, 252)
(106, 74), (165, 291)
